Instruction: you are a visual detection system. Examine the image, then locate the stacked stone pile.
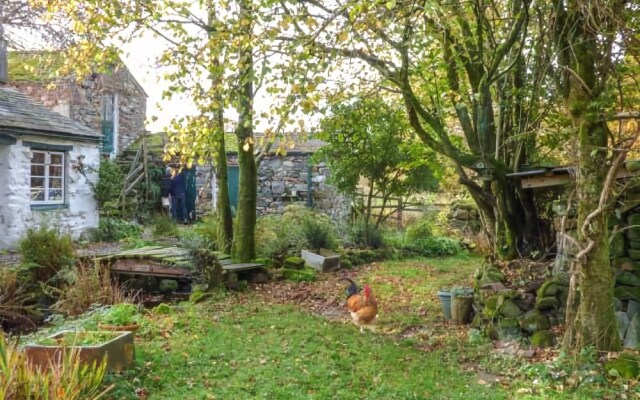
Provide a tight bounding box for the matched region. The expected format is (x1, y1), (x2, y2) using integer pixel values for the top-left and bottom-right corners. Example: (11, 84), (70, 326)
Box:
(447, 200), (482, 232)
(472, 264), (567, 348)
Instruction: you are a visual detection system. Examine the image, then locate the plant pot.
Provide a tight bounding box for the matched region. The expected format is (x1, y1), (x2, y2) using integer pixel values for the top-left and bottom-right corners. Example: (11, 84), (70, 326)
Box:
(437, 290), (452, 320)
(451, 296), (473, 325)
(98, 323), (140, 332)
(25, 330), (135, 372)
(301, 249), (341, 272)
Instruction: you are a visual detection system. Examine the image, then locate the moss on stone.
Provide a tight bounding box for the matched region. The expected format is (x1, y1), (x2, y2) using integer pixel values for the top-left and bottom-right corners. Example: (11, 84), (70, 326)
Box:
(530, 330), (556, 348)
(284, 256), (306, 270)
(500, 299), (524, 318)
(535, 296), (559, 310)
(614, 286), (640, 302)
(616, 271), (640, 287)
(606, 352), (640, 379)
(519, 309), (551, 334)
(537, 279), (561, 298)
(282, 267), (316, 282)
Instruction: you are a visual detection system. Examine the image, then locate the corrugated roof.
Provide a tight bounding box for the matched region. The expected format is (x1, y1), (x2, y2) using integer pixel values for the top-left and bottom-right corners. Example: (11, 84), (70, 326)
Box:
(0, 87), (101, 140)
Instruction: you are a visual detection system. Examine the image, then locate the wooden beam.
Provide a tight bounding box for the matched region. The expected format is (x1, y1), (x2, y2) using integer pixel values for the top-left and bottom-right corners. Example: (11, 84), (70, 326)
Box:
(520, 175), (571, 189)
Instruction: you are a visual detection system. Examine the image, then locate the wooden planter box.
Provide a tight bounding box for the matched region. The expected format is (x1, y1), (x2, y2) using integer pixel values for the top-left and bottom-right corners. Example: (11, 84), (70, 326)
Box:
(25, 330), (135, 372)
(301, 249), (341, 272)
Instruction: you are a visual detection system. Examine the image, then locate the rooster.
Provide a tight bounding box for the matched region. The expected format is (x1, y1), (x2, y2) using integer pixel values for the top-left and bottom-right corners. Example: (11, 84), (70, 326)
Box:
(340, 278), (378, 332)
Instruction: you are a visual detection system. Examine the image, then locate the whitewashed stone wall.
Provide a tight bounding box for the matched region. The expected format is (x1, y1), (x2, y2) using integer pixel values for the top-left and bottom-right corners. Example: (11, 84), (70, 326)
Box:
(0, 136), (100, 249)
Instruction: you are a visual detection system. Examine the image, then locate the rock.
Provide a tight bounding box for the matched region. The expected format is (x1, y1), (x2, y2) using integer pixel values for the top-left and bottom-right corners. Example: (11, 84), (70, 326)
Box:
(514, 293), (536, 311)
(606, 352), (640, 379)
(614, 257), (636, 271)
(191, 283), (209, 293)
(480, 267), (505, 284)
(629, 300), (640, 321)
(630, 240), (640, 250)
(629, 214), (640, 240)
(480, 282), (508, 291)
(536, 296), (559, 310)
(625, 314), (640, 349)
(284, 256), (306, 270)
(497, 318), (521, 340)
(615, 297), (623, 311)
(249, 272), (269, 284)
(615, 286), (640, 301)
(159, 279), (178, 294)
(500, 299), (524, 318)
(483, 295), (499, 318)
(619, 271), (640, 287)
(530, 330), (556, 348)
(519, 309), (551, 334)
(282, 268), (317, 282)
(537, 280), (561, 298)
(629, 249), (640, 261)
(617, 311), (631, 341)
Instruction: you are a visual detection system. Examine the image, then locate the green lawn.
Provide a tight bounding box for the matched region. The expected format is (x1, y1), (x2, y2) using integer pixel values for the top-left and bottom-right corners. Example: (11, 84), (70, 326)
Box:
(103, 256), (629, 399)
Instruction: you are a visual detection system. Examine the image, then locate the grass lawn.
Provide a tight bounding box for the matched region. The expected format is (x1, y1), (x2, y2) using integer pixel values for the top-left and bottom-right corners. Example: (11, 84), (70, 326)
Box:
(103, 255), (629, 399)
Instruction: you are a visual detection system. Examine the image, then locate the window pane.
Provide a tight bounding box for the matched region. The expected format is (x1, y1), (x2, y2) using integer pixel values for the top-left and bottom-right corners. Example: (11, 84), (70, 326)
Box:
(49, 165), (63, 177)
(48, 189), (63, 201)
(31, 177), (45, 188)
(30, 189), (44, 202)
(31, 152), (45, 164)
(31, 165), (45, 176)
(49, 178), (63, 189)
(50, 153), (63, 165)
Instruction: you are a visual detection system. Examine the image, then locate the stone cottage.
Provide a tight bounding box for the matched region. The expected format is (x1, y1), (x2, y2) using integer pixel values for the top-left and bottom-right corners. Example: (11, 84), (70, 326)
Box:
(6, 51), (147, 158)
(0, 87), (102, 249)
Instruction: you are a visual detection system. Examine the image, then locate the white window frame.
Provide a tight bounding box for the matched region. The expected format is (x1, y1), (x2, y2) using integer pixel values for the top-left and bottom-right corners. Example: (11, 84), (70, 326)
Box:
(30, 150), (65, 205)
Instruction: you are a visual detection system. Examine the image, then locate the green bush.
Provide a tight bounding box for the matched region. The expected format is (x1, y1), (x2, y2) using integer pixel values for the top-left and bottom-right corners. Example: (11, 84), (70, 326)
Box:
(405, 216), (434, 242)
(93, 159), (124, 208)
(153, 215), (179, 238)
(350, 219), (385, 248)
(282, 205), (338, 251)
(19, 225), (75, 281)
(255, 214), (308, 265)
(406, 236), (461, 257)
(92, 218), (141, 242)
(193, 214), (219, 248)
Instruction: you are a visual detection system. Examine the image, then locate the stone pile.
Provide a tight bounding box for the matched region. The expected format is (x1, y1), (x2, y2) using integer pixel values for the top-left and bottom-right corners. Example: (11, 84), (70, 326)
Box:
(447, 200), (482, 232)
(472, 264), (567, 348)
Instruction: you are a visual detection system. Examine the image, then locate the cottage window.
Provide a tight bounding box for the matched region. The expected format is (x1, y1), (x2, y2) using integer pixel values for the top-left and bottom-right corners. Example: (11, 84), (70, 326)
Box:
(30, 150), (65, 204)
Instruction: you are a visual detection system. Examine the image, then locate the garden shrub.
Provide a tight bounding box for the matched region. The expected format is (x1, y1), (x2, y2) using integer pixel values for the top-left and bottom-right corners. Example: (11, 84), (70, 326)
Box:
(93, 159), (124, 208)
(282, 205), (338, 251)
(193, 214), (219, 248)
(0, 335), (109, 400)
(92, 218), (141, 242)
(255, 214), (308, 266)
(178, 231), (222, 287)
(153, 215), (179, 238)
(405, 215), (435, 242)
(350, 219), (385, 248)
(50, 263), (133, 317)
(19, 225), (75, 282)
(0, 267), (41, 330)
(406, 236), (462, 257)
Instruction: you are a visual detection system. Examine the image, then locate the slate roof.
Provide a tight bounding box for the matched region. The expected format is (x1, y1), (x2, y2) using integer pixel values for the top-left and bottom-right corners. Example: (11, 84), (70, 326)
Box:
(0, 87), (101, 141)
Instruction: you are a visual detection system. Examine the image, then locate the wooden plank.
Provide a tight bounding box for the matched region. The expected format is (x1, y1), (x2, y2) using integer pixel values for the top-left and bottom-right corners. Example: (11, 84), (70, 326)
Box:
(109, 259), (192, 278)
(223, 263), (263, 272)
(520, 174), (571, 189)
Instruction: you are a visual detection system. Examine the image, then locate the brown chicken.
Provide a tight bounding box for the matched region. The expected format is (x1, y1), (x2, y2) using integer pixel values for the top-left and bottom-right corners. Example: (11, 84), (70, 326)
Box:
(340, 278), (378, 332)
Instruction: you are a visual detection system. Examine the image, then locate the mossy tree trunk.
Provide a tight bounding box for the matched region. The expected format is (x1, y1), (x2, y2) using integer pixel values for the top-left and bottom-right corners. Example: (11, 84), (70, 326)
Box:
(554, 0), (621, 352)
(230, 0), (257, 262)
(208, 3), (233, 254)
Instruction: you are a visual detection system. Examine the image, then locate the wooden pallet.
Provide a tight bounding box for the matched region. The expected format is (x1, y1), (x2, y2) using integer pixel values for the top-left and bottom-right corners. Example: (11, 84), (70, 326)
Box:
(94, 246), (262, 279)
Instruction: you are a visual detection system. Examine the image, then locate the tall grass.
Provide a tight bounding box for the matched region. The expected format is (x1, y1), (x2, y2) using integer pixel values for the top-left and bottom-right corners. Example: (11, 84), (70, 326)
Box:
(0, 335), (111, 399)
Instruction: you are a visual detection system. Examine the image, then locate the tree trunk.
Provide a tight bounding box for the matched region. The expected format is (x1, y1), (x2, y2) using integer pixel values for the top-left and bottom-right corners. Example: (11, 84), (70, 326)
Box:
(207, 2), (233, 253)
(214, 113), (233, 253)
(230, 0), (257, 262)
(556, 0), (620, 351)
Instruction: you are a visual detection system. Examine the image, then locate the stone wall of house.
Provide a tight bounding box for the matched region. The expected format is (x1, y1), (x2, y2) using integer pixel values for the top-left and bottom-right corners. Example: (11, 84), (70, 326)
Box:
(0, 136), (100, 249)
(7, 67), (146, 154)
